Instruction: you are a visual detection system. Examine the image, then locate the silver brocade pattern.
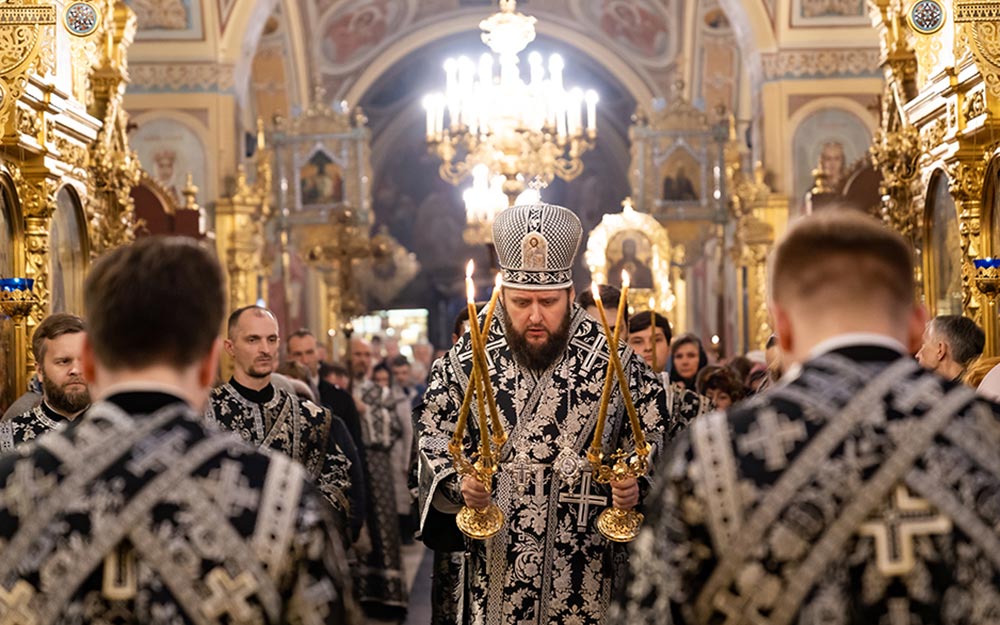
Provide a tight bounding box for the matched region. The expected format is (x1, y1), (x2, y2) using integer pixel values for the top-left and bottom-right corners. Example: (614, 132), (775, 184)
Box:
(0, 400), (360, 623)
(614, 350), (1000, 625)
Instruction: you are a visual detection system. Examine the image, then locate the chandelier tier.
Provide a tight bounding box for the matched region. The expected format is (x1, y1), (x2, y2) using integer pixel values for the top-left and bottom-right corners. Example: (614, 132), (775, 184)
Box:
(423, 0), (598, 204)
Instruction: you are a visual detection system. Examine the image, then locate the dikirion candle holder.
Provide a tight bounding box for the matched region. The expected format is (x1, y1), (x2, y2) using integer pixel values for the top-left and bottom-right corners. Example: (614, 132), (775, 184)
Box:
(586, 272), (649, 543)
(448, 263), (507, 540)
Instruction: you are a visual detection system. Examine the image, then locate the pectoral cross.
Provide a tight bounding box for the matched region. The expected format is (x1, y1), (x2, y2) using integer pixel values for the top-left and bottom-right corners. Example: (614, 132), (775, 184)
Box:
(509, 451), (532, 497)
(859, 485), (951, 577)
(558, 472), (606, 531)
(736, 408), (806, 471)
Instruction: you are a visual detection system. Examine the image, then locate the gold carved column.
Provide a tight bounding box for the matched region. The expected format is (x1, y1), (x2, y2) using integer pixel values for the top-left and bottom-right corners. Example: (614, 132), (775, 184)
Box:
(215, 162), (273, 315)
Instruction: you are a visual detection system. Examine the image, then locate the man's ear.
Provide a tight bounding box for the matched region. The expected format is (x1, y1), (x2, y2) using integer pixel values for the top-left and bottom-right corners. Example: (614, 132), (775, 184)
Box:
(80, 334), (96, 384)
(772, 301), (793, 355)
(907, 304), (929, 356)
(198, 338), (222, 389)
(223, 337), (235, 358)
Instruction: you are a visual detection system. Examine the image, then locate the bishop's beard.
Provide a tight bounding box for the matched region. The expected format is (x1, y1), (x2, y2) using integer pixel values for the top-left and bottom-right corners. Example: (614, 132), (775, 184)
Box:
(503, 307), (572, 373)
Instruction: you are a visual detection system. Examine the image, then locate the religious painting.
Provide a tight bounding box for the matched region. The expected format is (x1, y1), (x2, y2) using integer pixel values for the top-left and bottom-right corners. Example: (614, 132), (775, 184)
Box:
(791, 108), (872, 211)
(126, 0), (204, 39)
(300, 151), (345, 206)
(660, 148), (702, 203)
(50, 186), (88, 315)
(319, 0), (413, 73)
(606, 230), (654, 289)
(131, 117), (209, 208)
(926, 171), (963, 315)
(572, 0), (677, 66)
(585, 200), (675, 316)
(790, 0), (868, 26)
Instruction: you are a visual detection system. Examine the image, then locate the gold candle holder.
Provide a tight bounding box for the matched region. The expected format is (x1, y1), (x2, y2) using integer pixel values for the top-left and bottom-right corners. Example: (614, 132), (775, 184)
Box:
(586, 274), (648, 543)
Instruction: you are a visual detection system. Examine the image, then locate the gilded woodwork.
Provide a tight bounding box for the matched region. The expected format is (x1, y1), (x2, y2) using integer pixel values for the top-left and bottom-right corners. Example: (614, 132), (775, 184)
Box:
(0, 0), (139, 402)
(870, 0), (1000, 354)
(0, 0), (55, 129)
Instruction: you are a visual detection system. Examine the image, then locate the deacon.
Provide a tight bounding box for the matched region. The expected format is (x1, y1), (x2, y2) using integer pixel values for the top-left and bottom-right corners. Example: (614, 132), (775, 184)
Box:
(615, 210), (1000, 624)
(418, 203), (678, 624)
(0, 237), (359, 622)
(207, 306), (353, 530)
(0, 313), (90, 451)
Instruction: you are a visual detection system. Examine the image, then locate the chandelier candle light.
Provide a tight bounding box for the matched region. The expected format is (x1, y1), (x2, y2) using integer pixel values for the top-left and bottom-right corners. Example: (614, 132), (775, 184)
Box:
(449, 262), (507, 539)
(587, 273), (651, 543)
(423, 0), (598, 203)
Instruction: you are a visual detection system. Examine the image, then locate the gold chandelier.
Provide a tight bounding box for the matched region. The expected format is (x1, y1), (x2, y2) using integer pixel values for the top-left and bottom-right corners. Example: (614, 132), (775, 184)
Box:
(423, 0), (598, 205)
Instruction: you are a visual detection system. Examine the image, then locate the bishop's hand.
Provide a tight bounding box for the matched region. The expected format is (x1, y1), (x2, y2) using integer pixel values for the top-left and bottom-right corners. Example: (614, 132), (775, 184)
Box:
(461, 475), (492, 510)
(610, 477), (639, 510)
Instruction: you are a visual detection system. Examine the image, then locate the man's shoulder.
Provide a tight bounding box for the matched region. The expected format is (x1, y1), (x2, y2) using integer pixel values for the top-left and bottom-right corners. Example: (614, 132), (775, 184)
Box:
(2, 391), (42, 422)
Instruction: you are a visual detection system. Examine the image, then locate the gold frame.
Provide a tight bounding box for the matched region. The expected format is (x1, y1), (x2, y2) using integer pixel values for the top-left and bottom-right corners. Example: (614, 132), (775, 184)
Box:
(585, 200), (674, 315)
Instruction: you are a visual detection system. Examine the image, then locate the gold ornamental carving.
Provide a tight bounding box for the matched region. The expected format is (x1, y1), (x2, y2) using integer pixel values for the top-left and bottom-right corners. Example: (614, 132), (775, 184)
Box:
(954, 0), (1000, 96)
(0, 0), (56, 130)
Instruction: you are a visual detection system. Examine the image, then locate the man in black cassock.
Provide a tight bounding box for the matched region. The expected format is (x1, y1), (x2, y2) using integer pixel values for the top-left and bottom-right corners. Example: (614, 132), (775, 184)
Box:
(615, 210), (1000, 625)
(206, 306), (353, 532)
(0, 237), (359, 622)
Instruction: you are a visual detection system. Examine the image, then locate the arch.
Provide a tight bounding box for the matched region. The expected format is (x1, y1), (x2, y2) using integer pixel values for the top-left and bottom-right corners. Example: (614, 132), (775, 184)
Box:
(922, 168), (963, 316)
(50, 185), (91, 315)
(715, 0), (775, 87)
(983, 148), (1000, 258)
(341, 13), (658, 107)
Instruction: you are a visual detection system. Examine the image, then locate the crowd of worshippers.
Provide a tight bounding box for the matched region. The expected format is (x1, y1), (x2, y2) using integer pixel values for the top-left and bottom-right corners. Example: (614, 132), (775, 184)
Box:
(5, 206), (1000, 624)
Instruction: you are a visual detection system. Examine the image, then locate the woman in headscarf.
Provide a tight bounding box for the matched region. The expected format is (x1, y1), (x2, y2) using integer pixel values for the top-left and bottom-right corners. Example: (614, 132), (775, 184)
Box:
(667, 332), (709, 390)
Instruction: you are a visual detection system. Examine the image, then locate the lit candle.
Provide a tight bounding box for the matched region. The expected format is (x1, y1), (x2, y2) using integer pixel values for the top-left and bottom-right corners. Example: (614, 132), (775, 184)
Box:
(483, 273), (506, 447)
(591, 283), (616, 452)
(423, 95), (434, 139)
(649, 297), (660, 373)
(591, 281), (644, 450)
(585, 90), (599, 133)
(466, 261), (492, 464)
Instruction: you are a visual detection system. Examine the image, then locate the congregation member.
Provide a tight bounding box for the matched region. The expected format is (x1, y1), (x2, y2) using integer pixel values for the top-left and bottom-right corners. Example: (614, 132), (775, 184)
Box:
(350, 337), (411, 620)
(666, 332), (710, 390)
(0, 237), (359, 622)
(694, 364), (746, 409)
(915, 314), (985, 383)
(418, 203), (683, 624)
(206, 305), (353, 533)
(616, 210), (1000, 625)
(627, 310), (714, 419)
(0, 313), (90, 450)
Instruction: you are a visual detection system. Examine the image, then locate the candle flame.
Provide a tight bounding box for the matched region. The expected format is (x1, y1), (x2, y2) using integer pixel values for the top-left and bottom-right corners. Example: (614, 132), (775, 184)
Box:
(467, 277), (476, 304)
(591, 282), (601, 302)
(466, 259), (474, 279)
(622, 270), (630, 289)
(494, 273), (502, 289)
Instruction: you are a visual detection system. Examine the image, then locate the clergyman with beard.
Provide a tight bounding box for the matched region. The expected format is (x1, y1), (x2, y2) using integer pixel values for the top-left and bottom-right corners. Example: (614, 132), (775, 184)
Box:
(1, 313), (91, 451)
(417, 203), (680, 625)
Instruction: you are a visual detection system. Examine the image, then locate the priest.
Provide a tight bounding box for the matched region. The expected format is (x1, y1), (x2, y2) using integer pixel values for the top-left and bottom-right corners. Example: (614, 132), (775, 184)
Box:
(615, 210), (1000, 624)
(418, 203), (681, 624)
(0, 313), (90, 451)
(206, 305), (353, 531)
